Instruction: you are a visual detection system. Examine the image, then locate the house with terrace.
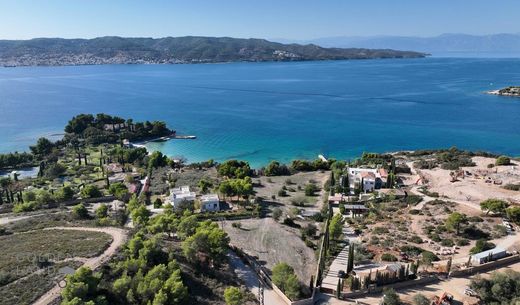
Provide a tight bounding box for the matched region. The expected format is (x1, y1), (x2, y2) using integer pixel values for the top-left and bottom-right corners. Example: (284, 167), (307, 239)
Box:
(170, 186), (196, 210)
(347, 167), (388, 193)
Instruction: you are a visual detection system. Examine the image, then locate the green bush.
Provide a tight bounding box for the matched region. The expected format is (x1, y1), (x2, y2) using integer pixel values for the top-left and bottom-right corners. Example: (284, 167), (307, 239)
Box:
(381, 253), (398, 262)
(456, 239), (470, 246)
(304, 183), (319, 196)
(469, 239), (495, 255)
(441, 239), (454, 247)
(503, 184), (520, 191)
(81, 185), (102, 198)
(409, 235), (423, 244)
(495, 156), (511, 166)
(278, 189), (288, 197)
(72, 203), (89, 219)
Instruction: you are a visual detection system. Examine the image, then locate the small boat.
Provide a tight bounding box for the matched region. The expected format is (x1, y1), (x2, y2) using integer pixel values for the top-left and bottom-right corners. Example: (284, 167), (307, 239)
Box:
(175, 135), (196, 139)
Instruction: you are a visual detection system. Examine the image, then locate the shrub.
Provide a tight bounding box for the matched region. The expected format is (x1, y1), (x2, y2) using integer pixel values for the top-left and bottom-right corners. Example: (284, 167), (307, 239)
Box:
(456, 239), (470, 246)
(72, 203), (89, 219)
(469, 239), (495, 255)
(224, 287), (244, 305)
(272, 207), (282, 221)
(503, 184), (520, 191)
(381, 253), (398, 262)
(413, 294), (430, 305)
(495, 156), (511, 166)
(278, 189), (288, 197)
(81, 185), (102, 198)
(301, 223), (317, 238)
(409, 235), (423, 244)
(304, 183), (319, 196)
(441, 239), (454, 247)
(153, 198), (163, 208)
(95, 204), (108, 219)
(13, 201), (40, 213)
(400, 245), (424, 256)
(373, 227), (389, 234)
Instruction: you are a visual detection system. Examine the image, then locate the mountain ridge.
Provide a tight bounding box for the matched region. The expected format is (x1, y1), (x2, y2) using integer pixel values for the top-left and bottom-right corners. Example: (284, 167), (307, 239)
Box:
(274, 33), (520, 53)
(0, 36), (427, 67)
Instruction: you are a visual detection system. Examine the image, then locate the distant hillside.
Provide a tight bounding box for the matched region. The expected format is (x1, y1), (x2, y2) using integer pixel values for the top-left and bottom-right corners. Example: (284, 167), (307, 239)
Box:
(0, 36), (426, 67)
(280, 33), (520, 54)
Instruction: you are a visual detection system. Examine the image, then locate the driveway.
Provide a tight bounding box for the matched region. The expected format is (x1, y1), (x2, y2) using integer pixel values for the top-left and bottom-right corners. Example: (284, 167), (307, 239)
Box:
(227, 251), (286, 305)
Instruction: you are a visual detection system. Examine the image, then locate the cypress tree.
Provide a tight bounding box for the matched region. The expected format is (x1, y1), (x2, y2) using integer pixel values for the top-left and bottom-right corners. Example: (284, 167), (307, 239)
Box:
(347, 244), (355, 274)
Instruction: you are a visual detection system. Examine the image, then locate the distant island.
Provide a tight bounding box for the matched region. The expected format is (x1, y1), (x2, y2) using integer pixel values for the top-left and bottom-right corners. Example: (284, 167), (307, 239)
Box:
(488, 86), (520, 97)
(0, 36), (427, 67)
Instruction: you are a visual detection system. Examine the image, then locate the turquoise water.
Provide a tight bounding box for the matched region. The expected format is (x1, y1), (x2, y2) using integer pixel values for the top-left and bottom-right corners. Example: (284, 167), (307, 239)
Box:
(1, 58), (520, 168)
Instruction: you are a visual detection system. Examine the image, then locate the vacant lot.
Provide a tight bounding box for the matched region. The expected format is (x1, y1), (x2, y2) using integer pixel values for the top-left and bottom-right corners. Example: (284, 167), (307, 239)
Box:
(223, 218), (317, 286)
(254, 171), (329, 216)
(0, 261), (82, 305)
(0, 229), (112, 287)
(421, 157), (520, 204)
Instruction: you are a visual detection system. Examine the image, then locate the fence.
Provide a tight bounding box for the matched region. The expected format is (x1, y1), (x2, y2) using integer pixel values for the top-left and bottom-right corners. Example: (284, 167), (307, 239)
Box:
(231, 245), (317, 305)
(340, 276), (439, 299)
(450, 254), (520, 277)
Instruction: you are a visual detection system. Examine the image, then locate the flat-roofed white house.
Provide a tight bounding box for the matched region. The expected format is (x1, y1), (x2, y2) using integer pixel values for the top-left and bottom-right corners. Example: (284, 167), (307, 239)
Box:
(170, 186), (196, 209)
(200, 194), (220, 212)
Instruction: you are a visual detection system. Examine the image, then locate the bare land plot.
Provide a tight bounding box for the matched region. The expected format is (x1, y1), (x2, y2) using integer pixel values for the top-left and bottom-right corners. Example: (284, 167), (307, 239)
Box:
(421, 157), (520, 204)
(223, 218), (317, 286)
(0, 229), (112, 287)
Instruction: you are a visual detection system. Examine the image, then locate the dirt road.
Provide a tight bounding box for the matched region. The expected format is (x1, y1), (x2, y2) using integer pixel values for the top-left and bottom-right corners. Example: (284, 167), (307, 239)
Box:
(32, 226), (127, 305)
(228, 251), (286, 305)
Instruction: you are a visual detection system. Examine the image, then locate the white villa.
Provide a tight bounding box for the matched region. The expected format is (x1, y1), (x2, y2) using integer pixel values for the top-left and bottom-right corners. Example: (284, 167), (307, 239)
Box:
(200, 194), (220, 212)
(348, 167), (388, 193)
(170, 186), (196, 209)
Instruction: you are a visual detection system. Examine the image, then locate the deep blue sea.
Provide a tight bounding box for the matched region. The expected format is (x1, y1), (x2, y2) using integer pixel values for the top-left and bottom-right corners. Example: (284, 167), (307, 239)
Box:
(1, 57), (519, 168)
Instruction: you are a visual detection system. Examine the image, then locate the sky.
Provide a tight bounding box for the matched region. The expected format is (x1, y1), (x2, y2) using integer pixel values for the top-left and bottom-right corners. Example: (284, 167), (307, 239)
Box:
(0, 0), (519, 40)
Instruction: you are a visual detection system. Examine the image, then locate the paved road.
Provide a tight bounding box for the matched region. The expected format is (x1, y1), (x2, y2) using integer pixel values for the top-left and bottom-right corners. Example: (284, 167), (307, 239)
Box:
(227, 251), (286, 305)
(32, 226), (128, 305)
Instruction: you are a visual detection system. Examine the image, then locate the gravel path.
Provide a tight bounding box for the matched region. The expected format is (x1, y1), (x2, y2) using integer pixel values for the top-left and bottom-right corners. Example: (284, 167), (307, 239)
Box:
(32, 226), (127, 305)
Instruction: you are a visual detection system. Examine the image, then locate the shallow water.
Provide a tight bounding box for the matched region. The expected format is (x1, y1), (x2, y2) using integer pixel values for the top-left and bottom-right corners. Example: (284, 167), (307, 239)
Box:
(0, 57), (519, 167)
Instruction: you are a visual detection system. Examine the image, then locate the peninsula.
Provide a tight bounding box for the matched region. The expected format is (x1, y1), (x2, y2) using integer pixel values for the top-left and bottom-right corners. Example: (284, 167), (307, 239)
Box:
(0, 36), (427, 67)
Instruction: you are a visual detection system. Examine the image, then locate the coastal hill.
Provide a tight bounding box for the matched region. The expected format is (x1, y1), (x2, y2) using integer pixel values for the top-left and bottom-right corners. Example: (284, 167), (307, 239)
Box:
(0, 36), (427, 67)
(278, 33), (520, 54)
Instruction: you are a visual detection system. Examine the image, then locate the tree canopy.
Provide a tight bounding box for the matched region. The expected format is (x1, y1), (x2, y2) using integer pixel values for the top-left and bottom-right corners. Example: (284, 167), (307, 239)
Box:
(470, 270), (520, 304)
(217, 160), (251, 179)
(445, 212), (468, 235)
(271, 262), (300, 300)
(480, 199), (509, 215)
(264, 161), (290, 176)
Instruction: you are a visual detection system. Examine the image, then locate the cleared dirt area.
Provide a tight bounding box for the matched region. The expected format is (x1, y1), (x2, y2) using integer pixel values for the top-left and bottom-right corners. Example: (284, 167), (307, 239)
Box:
(420, 157), (520, 204)
(222, 218), (317, 285)
(254, 171), (329, 215)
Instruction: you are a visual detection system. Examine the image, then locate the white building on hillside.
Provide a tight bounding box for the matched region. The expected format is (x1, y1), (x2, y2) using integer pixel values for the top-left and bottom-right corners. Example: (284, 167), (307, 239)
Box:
(200, 194), (220, 212)
(170, 186), (196, 209)
(348, 167), (388, 193)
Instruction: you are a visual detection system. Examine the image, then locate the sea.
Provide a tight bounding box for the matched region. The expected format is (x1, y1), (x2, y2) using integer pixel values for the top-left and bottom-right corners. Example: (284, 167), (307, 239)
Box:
(1, 57), (519, 168)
